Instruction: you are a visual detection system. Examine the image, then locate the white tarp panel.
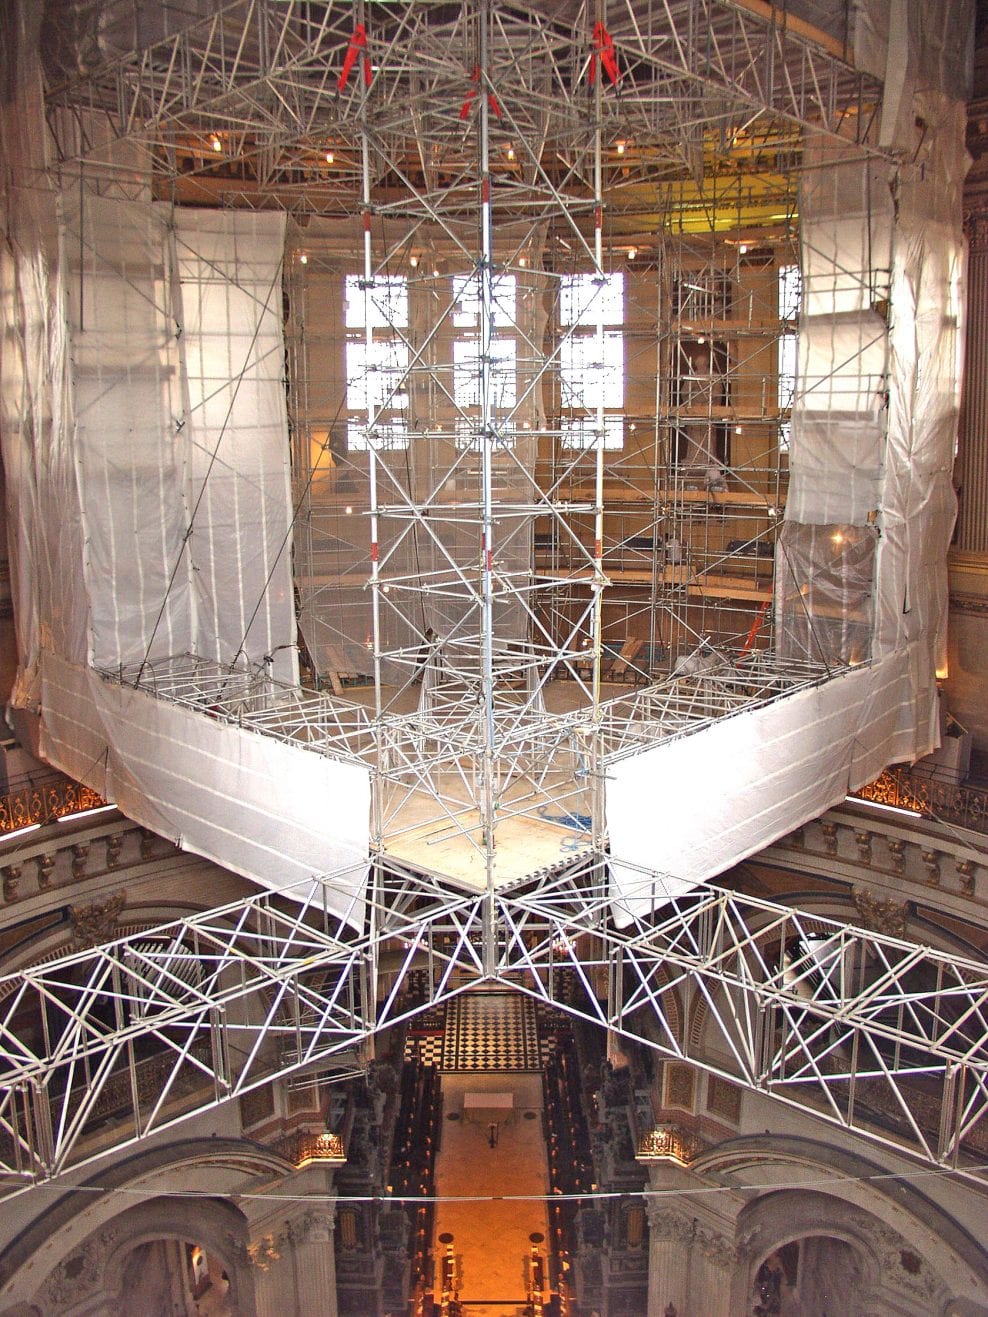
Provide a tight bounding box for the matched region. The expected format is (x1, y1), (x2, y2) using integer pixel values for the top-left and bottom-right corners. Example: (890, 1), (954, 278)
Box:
(786, 146), (893, 528)
(173, 211), (298, 684)
(608, 650), (922, 924)
(39, 652), (369, 927)
(610, 92), (965, 921)
(0, 5), (86, 695)
(65, 193), (193, 669)
(878, 91), (965, 682)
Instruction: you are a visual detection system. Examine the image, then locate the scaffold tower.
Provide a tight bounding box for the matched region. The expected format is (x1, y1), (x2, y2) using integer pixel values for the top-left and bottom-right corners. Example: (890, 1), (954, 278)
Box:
(0, 0), (976, 1203)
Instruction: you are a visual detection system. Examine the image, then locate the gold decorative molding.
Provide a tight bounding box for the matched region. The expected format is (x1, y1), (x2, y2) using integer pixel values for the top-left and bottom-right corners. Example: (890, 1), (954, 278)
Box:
(637, 1124), (706, 1166)
(68, 892), (126, 948)
(852, 887), (909, 938)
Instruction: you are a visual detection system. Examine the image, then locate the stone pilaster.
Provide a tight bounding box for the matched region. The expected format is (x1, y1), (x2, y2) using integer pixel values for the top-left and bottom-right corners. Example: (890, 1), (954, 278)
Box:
(645, 1202), (691, 1317)
(687, 1220), (737, 1317)
(287, 1208), (338, 1317)
(251, 1203), (338, 1317)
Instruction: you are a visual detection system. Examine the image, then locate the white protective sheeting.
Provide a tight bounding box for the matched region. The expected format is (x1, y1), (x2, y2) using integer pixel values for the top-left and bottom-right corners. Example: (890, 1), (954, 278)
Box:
(608, 651), (918, 923)
(66, 193), (193, 668)
(173, 211), (298, 684)
(610, 95), (964, 920)
(0, 6), (87, 694)
(39, 651), (369, 926)
(877, 92), (966, 683)
(785, 147), (893, 529)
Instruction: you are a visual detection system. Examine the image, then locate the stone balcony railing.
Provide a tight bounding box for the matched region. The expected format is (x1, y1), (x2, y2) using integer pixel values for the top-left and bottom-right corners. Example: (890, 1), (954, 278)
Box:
(761, 798), (985, 927)
(0, 817), (182, 920)
(852, 765), (988, 836)
(636, 1123), (708, 1166)
(0, 771), (108, 835)
(275, 1129), (347, 1169)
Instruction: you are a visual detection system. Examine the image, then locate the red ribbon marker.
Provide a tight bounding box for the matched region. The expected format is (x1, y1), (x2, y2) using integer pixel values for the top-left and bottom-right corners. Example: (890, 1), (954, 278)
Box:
(339, 23), (372, 92)
(588, 22), (620, 87)
(740, 599), (771, 656)
(459, 65), (502, 120)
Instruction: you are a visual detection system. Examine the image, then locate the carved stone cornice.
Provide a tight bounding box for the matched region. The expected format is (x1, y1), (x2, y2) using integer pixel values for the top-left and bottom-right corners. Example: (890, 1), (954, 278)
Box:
(286, 1208), (335, 1247)
(693, 1224), (735, 1270)
(964, 210), (988, 249)
(246, 1207), (337, 1271)
(644, 1203), (735, 1270)
(949, 590), (988, 616)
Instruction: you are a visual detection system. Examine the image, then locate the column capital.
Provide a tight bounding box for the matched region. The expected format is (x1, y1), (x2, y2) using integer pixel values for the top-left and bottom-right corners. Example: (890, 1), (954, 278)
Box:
(644, 1201), (694, 1242)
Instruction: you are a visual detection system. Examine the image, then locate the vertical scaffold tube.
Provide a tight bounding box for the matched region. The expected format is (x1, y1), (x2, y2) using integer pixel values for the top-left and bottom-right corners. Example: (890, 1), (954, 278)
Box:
(591, 8), (606, 722)
(357, 1), (385, 852)
(479, 0), (498, 971)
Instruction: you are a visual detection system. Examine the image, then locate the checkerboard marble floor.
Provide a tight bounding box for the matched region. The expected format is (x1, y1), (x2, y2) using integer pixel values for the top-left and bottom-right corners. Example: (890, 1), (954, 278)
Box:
(443, 990), (540, 1072)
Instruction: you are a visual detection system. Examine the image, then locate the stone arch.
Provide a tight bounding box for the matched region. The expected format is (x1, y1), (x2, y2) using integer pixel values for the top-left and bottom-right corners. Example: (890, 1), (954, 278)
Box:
(737, 1189), (884, 1304)
(30, 1195), (256, 1316)
(104, 1196), (255, 1315)
(697, 1135), (986, 1314)
(0, 1138), (292, 1313)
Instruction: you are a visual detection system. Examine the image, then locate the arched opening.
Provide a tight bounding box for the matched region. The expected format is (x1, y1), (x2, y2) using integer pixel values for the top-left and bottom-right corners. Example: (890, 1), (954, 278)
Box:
(754, 1236), (864, 1316)
(114, 1238), (233, 1317)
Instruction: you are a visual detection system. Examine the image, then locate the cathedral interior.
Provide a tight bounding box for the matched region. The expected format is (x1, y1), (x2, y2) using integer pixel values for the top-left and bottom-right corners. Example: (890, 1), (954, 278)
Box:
(1, 0), (988, 1313)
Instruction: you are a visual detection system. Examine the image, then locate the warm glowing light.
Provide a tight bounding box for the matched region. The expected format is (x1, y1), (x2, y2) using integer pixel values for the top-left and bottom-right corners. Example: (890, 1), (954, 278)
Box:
(2, 823), (41, 841)
(519, 256), (528, 267)
(507, 145), (515, 160)
(210, 136), (222, 152)
(58, 804), (116, 823)
(345, 505), (353, 515)
(637, 1125), (705, 1166)
(409, 254), (419, 268)
(325, 150), (335, 164)
(850, 797), (923, 819)
(299, 252), (308, 265)
(293, 1131), (345, 1168)
(739, 243), (748, 255)
(735, 424), (743, 434)
(832, 531), (845, 544)
(616, 140), (625, 155)
(627, 246), (637, 260)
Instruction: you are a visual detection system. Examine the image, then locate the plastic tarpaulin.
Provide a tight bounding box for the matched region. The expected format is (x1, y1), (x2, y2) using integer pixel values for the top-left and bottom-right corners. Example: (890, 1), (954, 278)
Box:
(0, 2), (86, 695)
(173, 211), (298, 684)
(1, 10), (351, 909)
(608, 650), (919, 923)
(609, 96), (964, 917)
(63, 191), (193, 668)
(39, 651), (369, 926)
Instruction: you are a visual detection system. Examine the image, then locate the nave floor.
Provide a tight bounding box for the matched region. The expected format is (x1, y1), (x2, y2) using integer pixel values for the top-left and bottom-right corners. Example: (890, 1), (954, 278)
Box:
(426, 990), (551, 1315)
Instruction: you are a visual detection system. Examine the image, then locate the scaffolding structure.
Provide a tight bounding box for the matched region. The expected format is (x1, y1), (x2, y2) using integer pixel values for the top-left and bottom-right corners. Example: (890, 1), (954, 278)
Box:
(31, 1), (897, 881)
(0, 0), (974, 1200)
(0, 864), (986, 1200)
